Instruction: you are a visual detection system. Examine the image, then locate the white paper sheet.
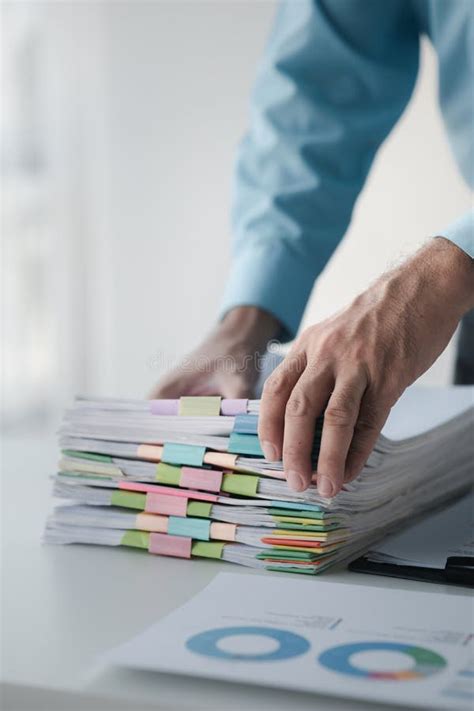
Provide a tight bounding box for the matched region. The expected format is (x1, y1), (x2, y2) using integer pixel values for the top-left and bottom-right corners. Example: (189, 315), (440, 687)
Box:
(106, 573), (474, 710)
(381, 386), (473, 440)
(367, 490), (474, 568)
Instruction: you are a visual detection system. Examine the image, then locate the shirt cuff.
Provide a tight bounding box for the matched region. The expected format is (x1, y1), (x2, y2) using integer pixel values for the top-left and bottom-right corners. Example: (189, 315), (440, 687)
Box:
(219, 241), (318, 342)
(437, 210), (474, 259)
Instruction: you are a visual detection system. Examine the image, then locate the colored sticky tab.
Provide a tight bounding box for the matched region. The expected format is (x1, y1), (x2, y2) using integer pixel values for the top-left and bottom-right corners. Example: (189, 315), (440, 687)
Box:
(204, 452), (238, 469)
(149, 532), (192, 558)
(155, 462), (181, 486)
(221, 473), (259, 497)
(135, 512), (168, 533)
(121, 530), (150, 549)
(162, 443), (206, 467)
(191, 541), (225, 559)
(228, 432), (264, 457)
(221, 399), (248, 416)
(180, 466), (223, 493)
(145, 492), (188, 517)
(150, 399), (179, 415)
(111, 490), (147, 510)
(122, 481), (218, 503)
(136, 444), (163, 461)
(186, 501), (213, 518)
(210, 522), (237, 541)
(168, 516), (211, 541)
(62, 450), (113, 463)
(233, 414), (259, 435)
(179, 396), (221, 417)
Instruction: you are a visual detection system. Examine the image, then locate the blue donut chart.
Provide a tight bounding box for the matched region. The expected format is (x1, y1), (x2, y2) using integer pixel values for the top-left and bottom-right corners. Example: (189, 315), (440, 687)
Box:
(318, 641), (447, 680)
(186, 625), (310, 661)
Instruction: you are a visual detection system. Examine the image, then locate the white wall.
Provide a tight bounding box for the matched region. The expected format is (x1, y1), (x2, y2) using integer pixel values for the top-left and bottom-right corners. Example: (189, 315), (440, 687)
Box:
(50, 1), (473, 399)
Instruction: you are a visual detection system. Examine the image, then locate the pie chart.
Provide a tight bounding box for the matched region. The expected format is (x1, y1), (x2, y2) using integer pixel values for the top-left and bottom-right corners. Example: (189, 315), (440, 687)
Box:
(186, 625), (310, 661)
(318, 641), (447, 680)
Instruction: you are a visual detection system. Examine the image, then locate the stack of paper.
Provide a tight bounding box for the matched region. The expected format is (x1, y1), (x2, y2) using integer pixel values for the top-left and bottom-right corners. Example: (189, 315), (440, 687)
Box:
(44, 386), (474, 574)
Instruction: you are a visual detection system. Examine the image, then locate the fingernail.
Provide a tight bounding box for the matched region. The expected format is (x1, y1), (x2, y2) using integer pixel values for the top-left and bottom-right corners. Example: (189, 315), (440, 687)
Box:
(318, 476), (335, 498)
(261, 441), (278, 462)
(287, 470), (306, 492)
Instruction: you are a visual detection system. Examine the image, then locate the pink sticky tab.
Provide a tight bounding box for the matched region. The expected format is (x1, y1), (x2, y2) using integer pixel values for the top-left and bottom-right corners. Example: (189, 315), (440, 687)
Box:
(149, 533), (192, 558)
(180, 467), (223, 493)
(150, 399), (179, 415)
(221, 399), (248, 416)
(145, 493), (188, 517)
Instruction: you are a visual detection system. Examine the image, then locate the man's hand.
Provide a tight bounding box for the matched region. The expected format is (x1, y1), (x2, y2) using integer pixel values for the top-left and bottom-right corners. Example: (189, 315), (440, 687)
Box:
(150, 306), (279, 399)
(258, 238), (474, 497)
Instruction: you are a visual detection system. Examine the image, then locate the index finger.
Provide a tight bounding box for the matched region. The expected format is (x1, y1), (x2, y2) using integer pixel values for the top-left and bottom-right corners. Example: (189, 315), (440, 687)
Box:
(258, 353), (305, 462)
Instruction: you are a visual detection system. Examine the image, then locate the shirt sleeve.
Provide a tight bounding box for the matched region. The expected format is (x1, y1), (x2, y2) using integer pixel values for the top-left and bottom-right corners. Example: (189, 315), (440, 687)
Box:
(437, 210), (474, 259)
(220, 0), (420, 340)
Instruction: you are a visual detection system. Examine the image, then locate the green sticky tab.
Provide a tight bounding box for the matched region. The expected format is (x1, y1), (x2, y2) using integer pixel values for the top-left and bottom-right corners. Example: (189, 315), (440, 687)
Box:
(62, 450), (113, 463)
(162, 443), (206, 467)
(121, 530), (150, 549)
(221, 473), (259, 497)
(228, 432), (263, 457)
(266, 566), (316, 575)
(191, 541), (225, 559)
(276, 522), (338, 532)
(111, 490), (147, 510)
(187, 501), (212, 518)
(179, 396), (221, 417)
(168, 516), (211, 541)
(156, 462), (181, 485)
(58, 471), (114, 482)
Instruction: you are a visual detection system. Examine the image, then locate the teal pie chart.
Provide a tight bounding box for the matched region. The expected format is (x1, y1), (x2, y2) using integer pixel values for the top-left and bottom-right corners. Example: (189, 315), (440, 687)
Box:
(186, 625), (310, 661)
(318, 641), (447, 680)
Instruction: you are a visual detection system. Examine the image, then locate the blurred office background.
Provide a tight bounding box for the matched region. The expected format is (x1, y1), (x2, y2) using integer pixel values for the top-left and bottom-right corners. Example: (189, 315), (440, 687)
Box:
(2, 0), (472, 431)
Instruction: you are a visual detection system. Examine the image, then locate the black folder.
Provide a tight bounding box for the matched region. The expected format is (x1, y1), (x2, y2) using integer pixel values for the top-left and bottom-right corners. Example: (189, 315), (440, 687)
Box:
(349, 555), (474, 589)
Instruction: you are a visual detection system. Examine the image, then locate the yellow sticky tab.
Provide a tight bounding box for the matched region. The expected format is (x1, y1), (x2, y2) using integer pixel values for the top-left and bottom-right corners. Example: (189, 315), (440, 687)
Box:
(179, 396), (221, 417)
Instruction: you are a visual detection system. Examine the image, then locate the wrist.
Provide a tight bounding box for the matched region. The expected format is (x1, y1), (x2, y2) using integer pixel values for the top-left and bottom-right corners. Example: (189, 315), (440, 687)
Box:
(421, 238), (474, 317)
(219, 306), (280, 352)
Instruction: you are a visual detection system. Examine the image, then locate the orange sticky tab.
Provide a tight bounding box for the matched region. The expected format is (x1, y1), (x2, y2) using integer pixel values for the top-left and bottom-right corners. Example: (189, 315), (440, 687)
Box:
(148, 533), (192, 558)
(204, 452), (238, 469)
(210, 522), (237, 542)
(136, 512), (168, 533)
(137, 444), (163, 461)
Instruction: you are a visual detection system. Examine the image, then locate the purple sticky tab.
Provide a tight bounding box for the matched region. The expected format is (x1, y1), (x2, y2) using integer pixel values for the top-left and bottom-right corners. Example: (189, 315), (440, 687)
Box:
(150, 399), (179, 415)
(221, 399), (248, 416)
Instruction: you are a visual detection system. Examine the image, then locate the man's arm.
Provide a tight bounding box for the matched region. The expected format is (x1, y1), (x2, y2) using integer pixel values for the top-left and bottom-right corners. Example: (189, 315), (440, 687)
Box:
(153, 0), (422, 399)
(220, 0), (421, 339)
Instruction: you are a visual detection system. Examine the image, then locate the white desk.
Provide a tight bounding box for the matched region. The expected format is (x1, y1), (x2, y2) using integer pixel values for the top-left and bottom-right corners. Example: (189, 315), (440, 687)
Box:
(2, 432), (468, 711)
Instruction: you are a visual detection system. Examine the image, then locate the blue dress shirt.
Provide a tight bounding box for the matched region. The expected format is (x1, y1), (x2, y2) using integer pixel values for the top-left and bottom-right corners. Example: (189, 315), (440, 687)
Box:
(221, 0), (473, 340)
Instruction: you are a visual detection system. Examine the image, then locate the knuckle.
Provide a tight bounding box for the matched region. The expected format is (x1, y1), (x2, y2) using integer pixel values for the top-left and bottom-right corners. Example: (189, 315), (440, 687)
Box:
(324, 405), (354, 428)
(355, 411), (381, 433)
(263, 372), (288, 398)
(285, 393), (312, 418)
(283, 443), (305, 460)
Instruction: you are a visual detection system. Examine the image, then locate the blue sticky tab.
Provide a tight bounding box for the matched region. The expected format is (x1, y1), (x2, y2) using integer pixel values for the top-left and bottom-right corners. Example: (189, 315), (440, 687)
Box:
(270, 501), (322, 511)
(162, 443), (206, 467)
(233, 414), (259, 435)
(168, 516), (211, 541)
(228, 432), (264, 457)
